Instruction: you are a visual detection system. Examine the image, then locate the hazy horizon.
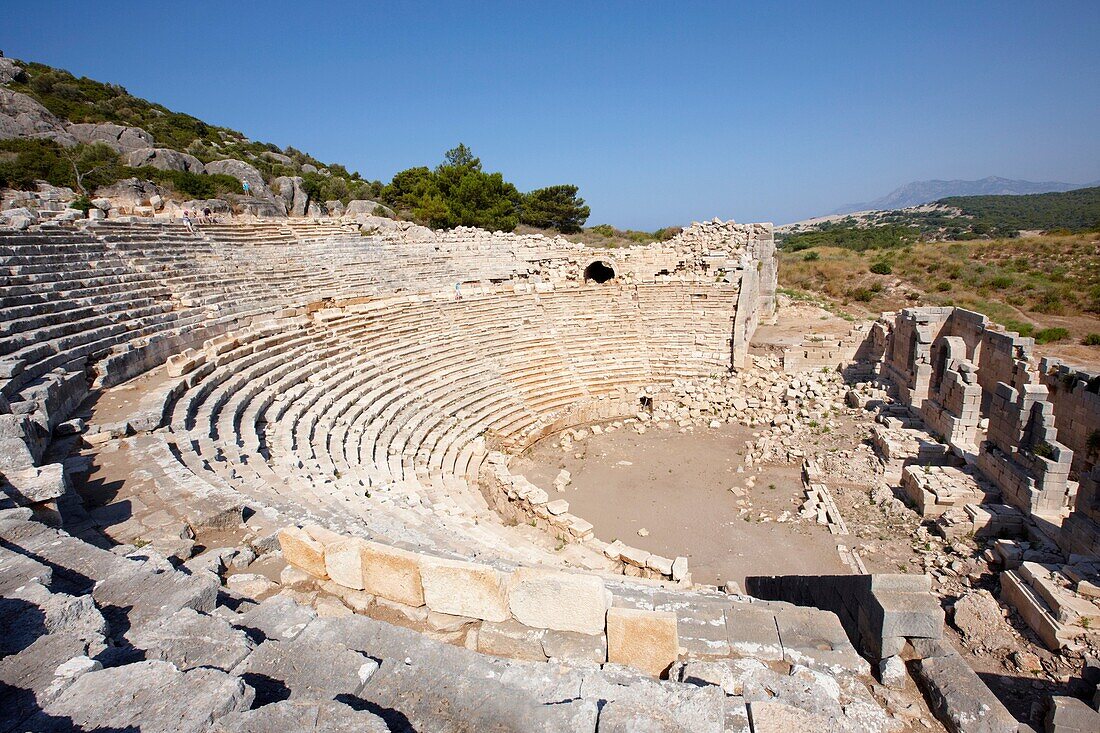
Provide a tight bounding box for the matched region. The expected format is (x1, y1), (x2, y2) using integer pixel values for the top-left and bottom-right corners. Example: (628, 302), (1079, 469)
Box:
(5, 1), (1099, 228)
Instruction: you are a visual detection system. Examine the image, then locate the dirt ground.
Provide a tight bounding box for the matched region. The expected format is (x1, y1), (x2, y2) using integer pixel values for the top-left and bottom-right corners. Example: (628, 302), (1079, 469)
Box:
(513, 421), (847, 587)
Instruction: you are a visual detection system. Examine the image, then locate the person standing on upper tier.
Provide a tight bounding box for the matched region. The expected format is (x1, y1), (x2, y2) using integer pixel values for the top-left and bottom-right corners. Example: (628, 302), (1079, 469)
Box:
(242, 180), (251, 197)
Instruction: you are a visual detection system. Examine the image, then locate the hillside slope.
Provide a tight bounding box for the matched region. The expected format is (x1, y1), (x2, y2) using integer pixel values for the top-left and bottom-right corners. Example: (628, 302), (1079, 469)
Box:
(781, 186), (1100, 243)
(830, 176), (1094, 215)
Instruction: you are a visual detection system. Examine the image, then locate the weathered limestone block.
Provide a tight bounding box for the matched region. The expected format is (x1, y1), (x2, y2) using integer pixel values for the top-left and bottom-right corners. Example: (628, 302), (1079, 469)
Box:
(420, 556), (509, 622)
(606, 607), (679, 677)
(210, 700), (390, 732)
(508, 567), (609, 634)
(541, 629), (607, 665)
(477, 618), (548, 661)
(324, 537), (424, 607)
(915, 652), (1017, 733)
(1045, 695), (1100, 733)
(129, 607), (253, 671)
(23, 660), (253, 733)
(278, 527), (328, 579)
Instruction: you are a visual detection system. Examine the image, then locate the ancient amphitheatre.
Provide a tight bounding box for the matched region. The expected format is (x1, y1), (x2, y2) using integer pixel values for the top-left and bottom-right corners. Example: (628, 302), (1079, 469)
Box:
(2, 59), (1100, 733)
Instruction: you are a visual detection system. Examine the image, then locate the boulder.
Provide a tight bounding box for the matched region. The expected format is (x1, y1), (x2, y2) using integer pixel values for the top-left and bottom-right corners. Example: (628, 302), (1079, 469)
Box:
(952, 590), (1013, 651)
(0, 89), (75, 145)
(94, 178), (166, 214)
(236, 198), (287, 217)
(273, 175), (309, 217)
(261, 150), (294, 165)
(344, 199), (395, 217)
(182, 198), (232, 214)
(325, 199), (345, 216)
(205, 159), (271, 198)
(125, 147), (205, 173)
(0, 57), (26, 85)
(67, 122), (154, 152)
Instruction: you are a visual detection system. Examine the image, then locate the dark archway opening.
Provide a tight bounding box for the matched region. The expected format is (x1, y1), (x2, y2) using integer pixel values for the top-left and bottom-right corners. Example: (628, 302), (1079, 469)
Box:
(584, 261), (615, 284)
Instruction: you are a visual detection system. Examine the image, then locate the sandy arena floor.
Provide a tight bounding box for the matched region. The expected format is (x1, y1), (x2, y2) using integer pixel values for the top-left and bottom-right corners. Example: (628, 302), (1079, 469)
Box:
(512, 421), (848, 586)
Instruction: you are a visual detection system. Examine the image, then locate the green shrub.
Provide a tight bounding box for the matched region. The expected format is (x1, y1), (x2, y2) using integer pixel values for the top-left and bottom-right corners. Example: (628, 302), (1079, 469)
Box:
(936, 281), (952, 292)
(870, 261), (892, 275)
(1002, 320), (1035, 337)
(1034, 327), (1070, 344)
(1082, 333), (1100, 346)
(803, 251), (820, 261)
(850, 287), (875, 302)
(1032, 441), (1055, 459)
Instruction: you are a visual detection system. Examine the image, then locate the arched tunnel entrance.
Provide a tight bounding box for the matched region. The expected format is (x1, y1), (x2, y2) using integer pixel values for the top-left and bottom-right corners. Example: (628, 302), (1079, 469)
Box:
(584, 261), (616, 284)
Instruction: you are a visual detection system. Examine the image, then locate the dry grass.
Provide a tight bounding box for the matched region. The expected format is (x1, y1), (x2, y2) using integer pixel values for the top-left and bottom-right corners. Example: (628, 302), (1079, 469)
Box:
(778, 232), (1100, 347)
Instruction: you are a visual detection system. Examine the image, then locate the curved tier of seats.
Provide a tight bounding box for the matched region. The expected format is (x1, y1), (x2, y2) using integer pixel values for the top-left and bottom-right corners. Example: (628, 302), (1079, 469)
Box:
(154, 282), (737, 569)
(0, 220), (955, 731)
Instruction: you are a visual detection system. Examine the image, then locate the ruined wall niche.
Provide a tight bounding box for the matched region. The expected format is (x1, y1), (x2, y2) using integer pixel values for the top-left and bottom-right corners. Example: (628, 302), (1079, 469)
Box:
(583, 260), (616, 284)
(921, 335), (982, 451)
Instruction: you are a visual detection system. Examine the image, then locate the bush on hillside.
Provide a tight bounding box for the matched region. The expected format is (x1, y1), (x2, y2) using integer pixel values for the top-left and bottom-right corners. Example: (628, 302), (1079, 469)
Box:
(1034, 327), (1069, 344)
(1083, 333), (1100, 346)
(870, 261), (892, 275)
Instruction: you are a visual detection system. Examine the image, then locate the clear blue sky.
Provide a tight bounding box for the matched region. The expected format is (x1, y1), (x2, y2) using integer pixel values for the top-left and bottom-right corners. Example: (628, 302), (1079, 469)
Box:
(5, 1), (1099, 228)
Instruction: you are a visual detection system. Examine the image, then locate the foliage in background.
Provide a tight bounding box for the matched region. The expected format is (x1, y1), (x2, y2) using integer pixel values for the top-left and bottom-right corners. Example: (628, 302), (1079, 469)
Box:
(0, 138), (241, 199)
(781, 223), (920, 252)
(777, 232), (1100, 343)
(940, 186), (1100, 236)
(519, 184), (590, 233)
(379, 144), (589, 232)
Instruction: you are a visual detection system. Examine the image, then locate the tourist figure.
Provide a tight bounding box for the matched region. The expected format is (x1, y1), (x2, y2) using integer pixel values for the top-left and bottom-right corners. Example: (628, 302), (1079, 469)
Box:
(454, 282), (463, 300)
(182, 209), (195, 233)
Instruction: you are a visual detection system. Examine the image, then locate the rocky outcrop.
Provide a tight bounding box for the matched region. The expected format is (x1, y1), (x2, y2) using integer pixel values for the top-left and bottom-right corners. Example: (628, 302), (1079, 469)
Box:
(344, 199), (395, 217)
(261, 150), (293, 165)
(0, 89), (75, 145)
(181, 198), (232, 214)
(204, 159), (271, 198)
(0, 57), (26, 85)
(325, 200), (345, 216)
(67, 122), (154, 152)
(273, 176), (309, 217)
(125, 147), (205, 173)
(94, 178), (166, 215)
(236, 198), (286, 218)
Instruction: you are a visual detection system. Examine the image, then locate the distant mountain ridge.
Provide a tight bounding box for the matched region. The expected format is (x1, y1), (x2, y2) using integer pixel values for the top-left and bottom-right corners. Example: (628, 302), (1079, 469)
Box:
(830, 176), (1098, 215)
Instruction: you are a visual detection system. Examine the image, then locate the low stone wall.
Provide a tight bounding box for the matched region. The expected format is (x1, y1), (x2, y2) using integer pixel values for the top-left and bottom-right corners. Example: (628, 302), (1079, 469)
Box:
(744, 573), (944, 662)
(279, 524), (682, 676)
(478, 451), (687, 583)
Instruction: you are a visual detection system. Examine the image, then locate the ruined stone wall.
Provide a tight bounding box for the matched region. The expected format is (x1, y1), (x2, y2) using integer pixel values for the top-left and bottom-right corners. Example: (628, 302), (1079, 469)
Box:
(1041, 358), (1100, 477)
(1062, 466), (1100, 556)
(977, 329), (1035, 416)
(881, 308), (952, 409)
(745, 573), (944, 662)
(873, 306), (1088, 524)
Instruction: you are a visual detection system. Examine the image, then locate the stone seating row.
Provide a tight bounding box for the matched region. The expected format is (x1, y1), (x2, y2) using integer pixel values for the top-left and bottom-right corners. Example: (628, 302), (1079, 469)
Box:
(141, 284), (740, 572)
(7, 509), (833, 732)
